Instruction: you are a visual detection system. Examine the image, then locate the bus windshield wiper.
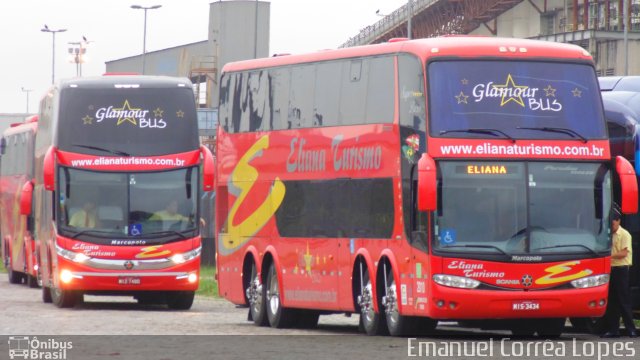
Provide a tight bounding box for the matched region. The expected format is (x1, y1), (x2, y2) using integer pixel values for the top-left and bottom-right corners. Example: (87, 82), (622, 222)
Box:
(439, 128), (515, 143)
(441, 244), (508, 256)
(72, 144), (130, 157)
(516, 127), (588, 143)
(140, 230), (190, 240)
(532, 244), (599, 256)
(69, 229), (120, 238)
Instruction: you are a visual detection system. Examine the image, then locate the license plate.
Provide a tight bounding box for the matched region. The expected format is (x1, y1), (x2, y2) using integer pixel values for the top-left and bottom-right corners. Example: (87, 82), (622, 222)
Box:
(118, 276), (141, 285)
(512, 301), (540, 311)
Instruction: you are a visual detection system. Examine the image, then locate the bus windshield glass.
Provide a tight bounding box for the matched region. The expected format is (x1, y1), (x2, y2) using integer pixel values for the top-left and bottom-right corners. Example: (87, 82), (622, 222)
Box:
(428, 61), (606, 140)
(58, 166), (199, 243)
(434, 161), (611, 257)
(57, 87), (199, 156)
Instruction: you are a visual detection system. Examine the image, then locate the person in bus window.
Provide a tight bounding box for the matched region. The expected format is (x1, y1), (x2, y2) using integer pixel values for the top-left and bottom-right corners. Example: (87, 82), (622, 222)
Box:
(601, 204), (638, 338)
(68, 200), (98, 228)
(149, 200), (188, 223)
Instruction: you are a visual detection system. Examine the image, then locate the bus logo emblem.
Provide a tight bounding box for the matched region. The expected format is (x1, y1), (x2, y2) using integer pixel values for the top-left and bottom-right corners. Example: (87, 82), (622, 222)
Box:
(124, 261), (135, 270)
(521, 274), (533, 287)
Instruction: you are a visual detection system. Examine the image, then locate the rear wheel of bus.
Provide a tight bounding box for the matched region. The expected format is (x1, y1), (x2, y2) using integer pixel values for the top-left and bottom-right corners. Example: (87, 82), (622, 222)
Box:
(357, 263), (387, 336)
(265, 263), (295, 328)
(245, 260), (268, 326)
(166, 291), (195, 310)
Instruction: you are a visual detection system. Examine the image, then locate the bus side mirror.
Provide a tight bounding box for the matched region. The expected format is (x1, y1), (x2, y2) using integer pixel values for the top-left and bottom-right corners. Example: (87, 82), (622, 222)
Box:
(20, 181), (34, 216)
(201, 145), (215, 191)
(616, 155), (638, 214)
(417, 153), (437, 212)
(44, 146), (56, 191)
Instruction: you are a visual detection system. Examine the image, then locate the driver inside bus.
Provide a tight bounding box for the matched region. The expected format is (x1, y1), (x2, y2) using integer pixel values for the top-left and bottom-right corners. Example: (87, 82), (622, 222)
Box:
(68, 200), (99, 228)
(149, 200), (189, 223)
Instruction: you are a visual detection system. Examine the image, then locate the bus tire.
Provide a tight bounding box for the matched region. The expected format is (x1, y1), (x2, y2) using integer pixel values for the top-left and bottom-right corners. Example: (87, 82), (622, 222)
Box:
(51, 285), (80, 308)
(536, 318), (565, 338)
(265, 263), (294, 328)
(358, 267), (388, 336)
(166, 291), (195, 310)
(27, 274), (39, 288)
(42, 286), (52, 303)
(384, 270), (413, 336)
(246, 261), (268, 326)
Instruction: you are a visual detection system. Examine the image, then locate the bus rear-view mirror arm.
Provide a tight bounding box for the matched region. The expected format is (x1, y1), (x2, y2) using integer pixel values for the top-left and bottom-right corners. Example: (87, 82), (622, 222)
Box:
(616, 155), (638, 214)
(417, 153), (437, 212)
(20, 180), (34, 216)
(43, 146), (57, 191)
(201, 145), (215, 191)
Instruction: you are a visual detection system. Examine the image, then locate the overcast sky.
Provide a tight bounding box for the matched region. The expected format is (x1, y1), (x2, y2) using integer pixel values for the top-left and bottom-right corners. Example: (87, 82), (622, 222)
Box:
(0, 0), (409, 114)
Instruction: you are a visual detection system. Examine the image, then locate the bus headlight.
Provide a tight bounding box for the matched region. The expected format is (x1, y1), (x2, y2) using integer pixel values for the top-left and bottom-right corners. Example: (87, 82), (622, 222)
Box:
(570, 274), (609, 289)
(170, 247), (202, 264)
(433, 274), (480, 289)
(56, 245), (90, 263)
(60, 270), (74, 284)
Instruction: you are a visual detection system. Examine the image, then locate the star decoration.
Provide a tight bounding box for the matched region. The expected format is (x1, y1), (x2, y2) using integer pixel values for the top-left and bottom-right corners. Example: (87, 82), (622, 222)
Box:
(492, 74), (528, 107)
(461, 78), (469, 85)
(82, 115), (93, 125)
(455, 91), (469, 104)
(176, 110), (185, 118)
(153, 107), (164, 118)
(543, 85), (556, 97)
(572, 88), (582, 97)
(114, 100), (139, 126)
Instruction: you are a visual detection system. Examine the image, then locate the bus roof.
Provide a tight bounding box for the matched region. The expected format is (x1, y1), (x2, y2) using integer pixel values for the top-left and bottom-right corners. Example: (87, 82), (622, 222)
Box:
(56, 75), (193, 90)
(222, 36), (593, 73)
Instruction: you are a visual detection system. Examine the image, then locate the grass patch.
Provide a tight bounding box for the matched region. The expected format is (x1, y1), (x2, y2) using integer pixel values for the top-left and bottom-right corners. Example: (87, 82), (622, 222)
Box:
(197, 265), (218, 298)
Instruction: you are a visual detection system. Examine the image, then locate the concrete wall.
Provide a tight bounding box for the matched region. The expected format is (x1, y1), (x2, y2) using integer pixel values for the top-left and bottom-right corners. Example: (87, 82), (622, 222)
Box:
(105, 1), (271, 108)
(106, 41), (211, 77)
(209, 1), (270, 107)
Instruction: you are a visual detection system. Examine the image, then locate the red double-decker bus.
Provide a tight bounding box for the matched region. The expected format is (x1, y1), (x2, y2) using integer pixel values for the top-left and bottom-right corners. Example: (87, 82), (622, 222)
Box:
(1, 115), (39, 287)
(32, 75), (214, 309)
(214, 37), (637, 336)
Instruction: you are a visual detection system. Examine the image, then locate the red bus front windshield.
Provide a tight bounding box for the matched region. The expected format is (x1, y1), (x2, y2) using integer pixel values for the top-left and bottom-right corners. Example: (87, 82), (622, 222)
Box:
(434, 161), (612, 259)
(57, 166), (199, 244)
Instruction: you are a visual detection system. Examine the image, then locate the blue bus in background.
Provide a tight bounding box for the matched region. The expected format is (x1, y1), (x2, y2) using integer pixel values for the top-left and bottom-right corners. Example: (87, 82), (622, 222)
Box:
(599, 76), (640, 321)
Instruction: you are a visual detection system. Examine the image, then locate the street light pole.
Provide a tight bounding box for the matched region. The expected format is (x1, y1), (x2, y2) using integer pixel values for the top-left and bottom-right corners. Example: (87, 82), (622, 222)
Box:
(21, 87), (32, 114)
(41, 25), (67, 84)
(131, 4), (162, 75)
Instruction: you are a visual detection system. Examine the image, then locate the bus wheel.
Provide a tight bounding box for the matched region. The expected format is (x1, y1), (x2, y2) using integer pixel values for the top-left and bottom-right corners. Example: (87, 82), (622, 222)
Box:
(7, 255), (23, 284)
(27, 274), (39, 288)
(357, 267), (387, 336)
(166, 291), (195, 310)
(42, 286), (52, 303)
(536, 318), (565, 338)
(265, 263), (294, 328)
(383, 270), (413, 336)
(246, 262), (268, 326)
(51, 286), (80, 308)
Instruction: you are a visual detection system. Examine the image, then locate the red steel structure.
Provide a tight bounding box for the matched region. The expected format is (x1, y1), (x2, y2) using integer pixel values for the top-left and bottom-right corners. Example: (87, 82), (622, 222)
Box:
(1, 115), (39, 288)
(214, 36), (637, 336)
(32, 76), (214, 309)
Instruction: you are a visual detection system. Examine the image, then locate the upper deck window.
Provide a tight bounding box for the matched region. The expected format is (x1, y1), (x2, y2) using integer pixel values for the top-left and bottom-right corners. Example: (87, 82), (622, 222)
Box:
(428, 61), (606, 140)
(57, 87), (199, 156)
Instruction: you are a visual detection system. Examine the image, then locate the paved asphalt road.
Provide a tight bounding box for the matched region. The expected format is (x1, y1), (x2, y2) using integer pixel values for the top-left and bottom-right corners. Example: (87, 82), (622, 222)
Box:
(0, 276), (638, 360)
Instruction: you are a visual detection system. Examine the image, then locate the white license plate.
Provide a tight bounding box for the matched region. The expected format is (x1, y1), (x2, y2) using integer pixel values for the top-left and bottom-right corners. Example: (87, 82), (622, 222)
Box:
(512, 301), (540, 311)
(118, 276), (141, 285)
